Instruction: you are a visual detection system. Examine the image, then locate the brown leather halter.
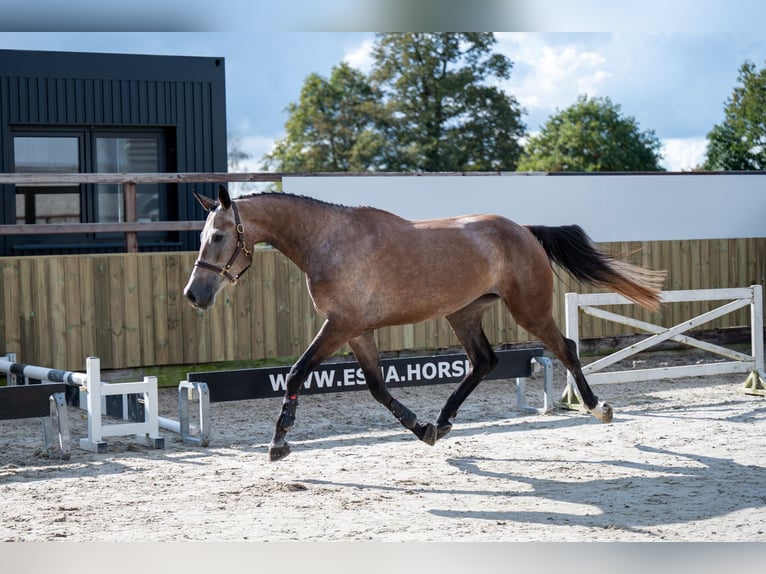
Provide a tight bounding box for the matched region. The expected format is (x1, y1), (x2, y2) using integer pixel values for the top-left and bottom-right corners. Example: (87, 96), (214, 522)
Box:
(193, 201), (252, 285)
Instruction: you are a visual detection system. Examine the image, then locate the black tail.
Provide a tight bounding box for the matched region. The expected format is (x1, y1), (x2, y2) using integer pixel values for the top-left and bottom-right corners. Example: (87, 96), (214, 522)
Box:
(527, 224), (665, 311)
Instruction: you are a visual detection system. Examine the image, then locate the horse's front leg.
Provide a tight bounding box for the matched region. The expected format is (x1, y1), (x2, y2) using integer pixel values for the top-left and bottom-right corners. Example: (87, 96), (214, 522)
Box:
(269, 372), (303, 462)
(269, 320), (348, 462)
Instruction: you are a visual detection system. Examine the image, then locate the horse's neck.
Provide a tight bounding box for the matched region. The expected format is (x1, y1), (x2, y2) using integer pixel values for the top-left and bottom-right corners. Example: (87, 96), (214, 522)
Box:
(240, 195), (334, 272)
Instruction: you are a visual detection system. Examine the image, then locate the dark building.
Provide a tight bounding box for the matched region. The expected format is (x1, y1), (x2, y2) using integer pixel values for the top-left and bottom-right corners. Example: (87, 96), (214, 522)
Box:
(0, 49), (227, 256)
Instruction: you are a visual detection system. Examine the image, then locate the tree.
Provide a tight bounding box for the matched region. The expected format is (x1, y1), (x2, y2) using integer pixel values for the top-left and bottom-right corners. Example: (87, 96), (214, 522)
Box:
(518, 95), (664, 172)
(263, 62), (384, 172)
(264, 33), (526, 173)
(371, 33), (525, 171)
(704, 60), (766, 171)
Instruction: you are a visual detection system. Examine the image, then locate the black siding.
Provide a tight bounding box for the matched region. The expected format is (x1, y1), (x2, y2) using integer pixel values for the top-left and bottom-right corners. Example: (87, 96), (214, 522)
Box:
(0, 49), (228, 255)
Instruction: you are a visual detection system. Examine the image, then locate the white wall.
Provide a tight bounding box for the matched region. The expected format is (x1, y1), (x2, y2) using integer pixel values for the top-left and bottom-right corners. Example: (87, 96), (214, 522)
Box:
(283, 173), (766, 243)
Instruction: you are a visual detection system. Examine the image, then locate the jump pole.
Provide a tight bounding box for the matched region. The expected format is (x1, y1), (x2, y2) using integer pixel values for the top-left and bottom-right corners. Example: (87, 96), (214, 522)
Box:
(1, 353), (88, 388)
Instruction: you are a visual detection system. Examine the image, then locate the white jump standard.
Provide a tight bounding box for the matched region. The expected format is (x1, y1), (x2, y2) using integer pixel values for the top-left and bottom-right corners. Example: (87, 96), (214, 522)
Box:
(1, 353), (166, 453)
(78, 356), (165, 453)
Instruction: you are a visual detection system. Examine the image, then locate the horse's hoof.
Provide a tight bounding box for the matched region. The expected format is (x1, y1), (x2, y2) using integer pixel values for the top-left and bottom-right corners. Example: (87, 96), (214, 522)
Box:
(436, 423), (452, 440)
(590, 401), (613, 424)
(269, 442), (292, 462)
(418, 423), (438, 446)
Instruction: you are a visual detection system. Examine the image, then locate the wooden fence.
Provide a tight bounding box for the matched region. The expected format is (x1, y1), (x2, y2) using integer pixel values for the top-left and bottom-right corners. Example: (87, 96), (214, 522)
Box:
(2, 237), (765, 371)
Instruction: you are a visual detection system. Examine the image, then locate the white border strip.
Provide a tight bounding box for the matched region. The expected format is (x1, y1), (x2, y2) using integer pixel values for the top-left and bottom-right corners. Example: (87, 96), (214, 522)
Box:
(283, 173), (766, 242)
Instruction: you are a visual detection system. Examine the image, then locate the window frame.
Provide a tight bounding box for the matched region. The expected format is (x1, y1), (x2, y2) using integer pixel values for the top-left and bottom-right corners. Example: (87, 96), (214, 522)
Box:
(8, 126), (173, 254)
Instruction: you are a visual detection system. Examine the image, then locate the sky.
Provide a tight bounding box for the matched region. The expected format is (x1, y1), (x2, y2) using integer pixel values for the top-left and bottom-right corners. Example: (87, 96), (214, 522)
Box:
(2, 2), (765, 173)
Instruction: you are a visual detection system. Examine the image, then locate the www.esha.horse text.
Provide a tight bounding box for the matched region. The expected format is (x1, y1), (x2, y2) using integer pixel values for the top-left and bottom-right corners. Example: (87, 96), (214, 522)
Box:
(268, 359), (472, 392)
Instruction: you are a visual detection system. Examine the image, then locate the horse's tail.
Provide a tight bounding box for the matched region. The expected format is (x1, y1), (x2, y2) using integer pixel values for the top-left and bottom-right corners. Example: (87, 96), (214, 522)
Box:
(527, 224), (666, 311)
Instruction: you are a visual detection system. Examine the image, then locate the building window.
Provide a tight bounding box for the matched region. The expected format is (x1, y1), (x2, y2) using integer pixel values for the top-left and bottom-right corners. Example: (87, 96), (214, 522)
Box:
(13, 136), (82, 224)
(13, 130), (167, 225)
(9, 128), (172, 254)
(95, 136), (162, 223)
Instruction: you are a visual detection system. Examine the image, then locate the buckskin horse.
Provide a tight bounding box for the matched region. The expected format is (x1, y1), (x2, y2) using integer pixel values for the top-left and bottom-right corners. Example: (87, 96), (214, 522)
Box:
(183, 186), (665, 461)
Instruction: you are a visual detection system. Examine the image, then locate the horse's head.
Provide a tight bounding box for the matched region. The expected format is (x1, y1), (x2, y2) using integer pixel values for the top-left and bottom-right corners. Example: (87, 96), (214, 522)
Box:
(183, 185), (252, 310)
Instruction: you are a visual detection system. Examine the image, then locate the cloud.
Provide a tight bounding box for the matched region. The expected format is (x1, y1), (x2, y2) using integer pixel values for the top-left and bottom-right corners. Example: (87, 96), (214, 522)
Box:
(497, 33), (612, 126)
(342, 38), (375, 73)
(660, 138), (708, 171)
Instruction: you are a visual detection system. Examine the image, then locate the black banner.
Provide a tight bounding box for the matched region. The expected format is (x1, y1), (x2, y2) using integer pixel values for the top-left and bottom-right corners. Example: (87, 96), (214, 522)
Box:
(188, 348), (544, 403)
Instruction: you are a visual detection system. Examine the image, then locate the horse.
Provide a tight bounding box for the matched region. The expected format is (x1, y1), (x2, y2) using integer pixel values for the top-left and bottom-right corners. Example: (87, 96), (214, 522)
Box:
(183, 185), (665, 461)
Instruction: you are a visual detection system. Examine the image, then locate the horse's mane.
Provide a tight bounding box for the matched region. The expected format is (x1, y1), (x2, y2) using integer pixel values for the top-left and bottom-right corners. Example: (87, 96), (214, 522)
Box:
(237, 191), (347, 209)
(237, 191), (398, 220)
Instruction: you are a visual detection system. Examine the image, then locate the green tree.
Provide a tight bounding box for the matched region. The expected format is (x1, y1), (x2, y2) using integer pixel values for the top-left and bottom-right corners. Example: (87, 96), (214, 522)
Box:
(518, 95), (664, 172)
(704, 60), (766, 171)
(264, 33), (526, 173)
(263, 62), (384, 172)
(371, 32), (525, 171)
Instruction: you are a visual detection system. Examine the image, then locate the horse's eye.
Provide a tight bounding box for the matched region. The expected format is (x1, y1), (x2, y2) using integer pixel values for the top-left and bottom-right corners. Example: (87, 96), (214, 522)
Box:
(212, 234), (225, 243)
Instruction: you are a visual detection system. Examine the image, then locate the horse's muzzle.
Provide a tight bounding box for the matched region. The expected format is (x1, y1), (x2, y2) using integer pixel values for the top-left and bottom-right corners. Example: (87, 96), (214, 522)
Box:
(183, 286), (213, 310)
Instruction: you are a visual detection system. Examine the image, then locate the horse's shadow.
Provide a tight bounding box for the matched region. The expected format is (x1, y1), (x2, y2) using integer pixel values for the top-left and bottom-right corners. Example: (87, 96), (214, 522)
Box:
(303, 442), (766, 534)
(619, 399), (766, 425)
(433, 444), (766, 532)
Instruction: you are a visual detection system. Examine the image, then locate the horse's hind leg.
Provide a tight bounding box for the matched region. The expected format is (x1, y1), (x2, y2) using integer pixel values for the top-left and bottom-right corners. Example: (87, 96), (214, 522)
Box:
(435, 295), (500, 440)
(349, 331), (437, 446)
(508, 302), (612, 423)
(545, 325), (612, 423)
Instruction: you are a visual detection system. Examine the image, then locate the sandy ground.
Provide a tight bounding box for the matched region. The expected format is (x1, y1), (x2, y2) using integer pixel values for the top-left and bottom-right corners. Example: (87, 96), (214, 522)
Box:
(1, 349), (765, 543)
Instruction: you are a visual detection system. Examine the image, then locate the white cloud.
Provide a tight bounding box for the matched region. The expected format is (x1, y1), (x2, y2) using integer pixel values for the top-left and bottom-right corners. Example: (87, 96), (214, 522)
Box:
(660, 138), (708, 172)
(496, 33), (612, 121)
(342, 38), (374, 73)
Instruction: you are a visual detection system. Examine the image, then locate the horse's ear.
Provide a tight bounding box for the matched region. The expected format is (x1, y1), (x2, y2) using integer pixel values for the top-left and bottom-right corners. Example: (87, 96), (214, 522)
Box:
(218, 185), (232, 210)
(193, 190), (217, 212)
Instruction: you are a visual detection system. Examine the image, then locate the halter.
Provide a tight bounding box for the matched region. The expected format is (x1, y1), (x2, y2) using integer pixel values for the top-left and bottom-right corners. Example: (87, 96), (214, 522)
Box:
(193, 201), (252, 285)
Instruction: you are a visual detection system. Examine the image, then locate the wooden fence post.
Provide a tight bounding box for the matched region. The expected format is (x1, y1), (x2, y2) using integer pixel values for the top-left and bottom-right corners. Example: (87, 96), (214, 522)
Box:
(123, 181), (138, 253)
